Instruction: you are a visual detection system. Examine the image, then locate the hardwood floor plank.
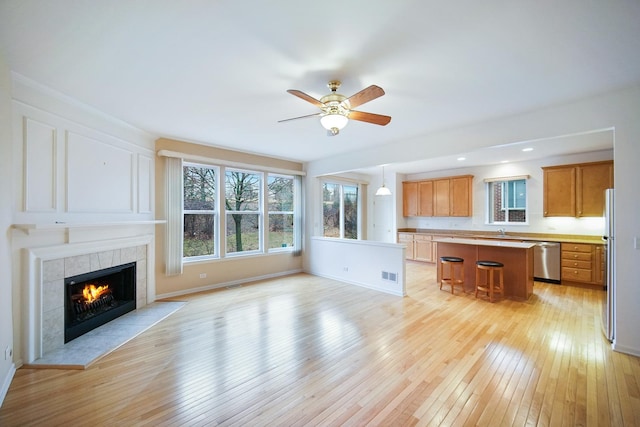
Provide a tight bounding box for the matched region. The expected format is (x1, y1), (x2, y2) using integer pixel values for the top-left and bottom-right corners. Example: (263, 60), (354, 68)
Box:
(1, 264), (639, 426)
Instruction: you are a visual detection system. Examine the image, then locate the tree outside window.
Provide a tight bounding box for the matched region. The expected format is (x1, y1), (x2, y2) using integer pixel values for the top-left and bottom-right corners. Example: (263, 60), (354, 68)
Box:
(183, 164), (217, 258)
(322, 181), (359, 239)
(225, 169), (261, 254)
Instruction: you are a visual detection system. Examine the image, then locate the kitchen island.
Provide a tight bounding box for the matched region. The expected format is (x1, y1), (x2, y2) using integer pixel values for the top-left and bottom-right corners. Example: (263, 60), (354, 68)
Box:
(434, 237), (536, 300)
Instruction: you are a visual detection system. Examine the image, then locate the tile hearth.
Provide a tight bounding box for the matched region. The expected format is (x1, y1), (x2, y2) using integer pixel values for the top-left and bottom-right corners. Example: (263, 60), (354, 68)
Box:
(26, 301), (185, 369)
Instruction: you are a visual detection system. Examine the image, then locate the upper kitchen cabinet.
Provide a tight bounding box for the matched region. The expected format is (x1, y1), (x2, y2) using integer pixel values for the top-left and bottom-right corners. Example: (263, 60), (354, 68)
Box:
(542, 160), (613, 217)
(449, 176), (473, 217)
(403, 175), (473, 217)
(402, 182), (418, 216)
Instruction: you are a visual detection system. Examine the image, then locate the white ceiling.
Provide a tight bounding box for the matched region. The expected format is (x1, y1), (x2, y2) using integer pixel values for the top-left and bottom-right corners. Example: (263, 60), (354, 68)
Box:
(1, 1), (638, 173)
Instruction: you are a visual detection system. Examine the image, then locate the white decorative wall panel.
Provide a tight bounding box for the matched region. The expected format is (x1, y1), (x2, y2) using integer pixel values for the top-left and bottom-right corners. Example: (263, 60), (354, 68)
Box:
(66, 131), (134, 212)
(138, 154), (152, 214)
(24, 118), (56, 212)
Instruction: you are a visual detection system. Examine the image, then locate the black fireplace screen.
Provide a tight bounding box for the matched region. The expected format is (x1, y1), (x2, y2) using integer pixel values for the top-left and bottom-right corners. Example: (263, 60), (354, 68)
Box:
(65, 262), (136, 343)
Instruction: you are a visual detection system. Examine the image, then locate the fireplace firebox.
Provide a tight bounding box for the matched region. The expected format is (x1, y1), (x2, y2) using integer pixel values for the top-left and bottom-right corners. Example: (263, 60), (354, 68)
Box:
(65, 262), (137, 343)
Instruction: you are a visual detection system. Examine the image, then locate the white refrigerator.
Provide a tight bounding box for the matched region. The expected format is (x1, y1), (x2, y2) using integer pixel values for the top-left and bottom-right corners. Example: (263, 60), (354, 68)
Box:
(602, 188), (615, 342)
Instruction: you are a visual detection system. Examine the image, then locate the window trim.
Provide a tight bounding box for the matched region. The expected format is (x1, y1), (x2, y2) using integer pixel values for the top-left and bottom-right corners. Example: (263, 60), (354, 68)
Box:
(182, 162), (220, 262)
(485, 176), (529, 225)
(224, 167), (263, 256)
(179, 162), (301, 264)
(320, 178), (363, 240)
(267, 173), (296, 252)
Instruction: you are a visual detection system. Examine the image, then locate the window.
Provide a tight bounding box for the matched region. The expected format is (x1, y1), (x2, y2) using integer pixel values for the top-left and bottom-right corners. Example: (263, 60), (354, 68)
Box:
(268, 174), (294, 249)
(487, 177), (528, 223)
(183, 164), (218, 258)
(225, 169), (261, 254)
(322, 181), (359, 239)
(180, 161), (299, 262)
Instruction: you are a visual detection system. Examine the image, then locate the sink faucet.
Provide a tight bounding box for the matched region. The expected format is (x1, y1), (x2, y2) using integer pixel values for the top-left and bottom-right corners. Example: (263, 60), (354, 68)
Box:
(497, 228), (506, 236)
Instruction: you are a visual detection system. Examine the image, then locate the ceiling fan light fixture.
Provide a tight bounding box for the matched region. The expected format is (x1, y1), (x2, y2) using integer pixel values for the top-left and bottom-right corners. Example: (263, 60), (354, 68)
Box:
(320, 113), (348, 132)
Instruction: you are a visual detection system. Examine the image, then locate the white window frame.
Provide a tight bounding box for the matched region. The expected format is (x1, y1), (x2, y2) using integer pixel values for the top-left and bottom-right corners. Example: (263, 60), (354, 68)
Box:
(320, 178), (362, 240)
(267, 173), (296, 252)
(485, 175), (529, 225)
(183, 162), (220, 262)
(224, 167), (263, 257)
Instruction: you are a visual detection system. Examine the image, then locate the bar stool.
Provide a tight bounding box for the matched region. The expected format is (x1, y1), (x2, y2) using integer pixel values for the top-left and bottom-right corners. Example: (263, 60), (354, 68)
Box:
(439, 256), (465, 294)
(475, 260), (504, 302)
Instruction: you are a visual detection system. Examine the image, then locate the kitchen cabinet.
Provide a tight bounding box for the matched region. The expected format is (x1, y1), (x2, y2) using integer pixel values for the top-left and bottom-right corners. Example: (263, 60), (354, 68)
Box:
(397, 233), (434, 262)
(414, 234), (433, 262)
(577, 161), (614, 216)
(398, 233), (415, 259)
(561, 242), (605, 287)
(450, 176), (472, 217)
(402, 175), (473, 217)
(543, 160), (613, 217)
(418, 181), (434, 216)
(402, 182), (418, 217)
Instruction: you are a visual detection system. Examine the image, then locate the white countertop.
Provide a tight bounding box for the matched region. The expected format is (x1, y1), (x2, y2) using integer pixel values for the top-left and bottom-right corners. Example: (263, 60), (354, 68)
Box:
(433, 237), (536, 249)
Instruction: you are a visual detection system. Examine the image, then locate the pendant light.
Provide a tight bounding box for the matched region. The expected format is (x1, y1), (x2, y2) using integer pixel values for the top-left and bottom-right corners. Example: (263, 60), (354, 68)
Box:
(375, 165), (392, 196)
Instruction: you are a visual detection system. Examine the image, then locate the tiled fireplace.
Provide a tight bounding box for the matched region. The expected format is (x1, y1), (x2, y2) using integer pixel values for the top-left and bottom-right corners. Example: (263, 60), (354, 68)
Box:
(23, 235), (154, 364)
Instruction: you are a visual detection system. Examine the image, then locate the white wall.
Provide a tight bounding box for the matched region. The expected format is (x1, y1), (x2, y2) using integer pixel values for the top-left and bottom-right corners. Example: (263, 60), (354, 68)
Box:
(305, 84), (640, 356)
(308, 237), (406, 296)
(0, 48), (16, 406)
(400, 149), (613, 236)
(8, 76), (157, 372)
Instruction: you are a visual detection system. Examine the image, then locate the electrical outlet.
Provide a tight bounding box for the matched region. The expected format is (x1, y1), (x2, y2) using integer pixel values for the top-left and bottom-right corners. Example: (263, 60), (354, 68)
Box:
(199, 273), (207, 279)
(4, 346), (11, 360)
(343, 267), (349, 272)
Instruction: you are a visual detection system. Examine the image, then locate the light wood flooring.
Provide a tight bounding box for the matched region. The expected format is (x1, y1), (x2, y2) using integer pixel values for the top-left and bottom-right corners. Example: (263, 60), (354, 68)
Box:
(1, 261), (639, 426)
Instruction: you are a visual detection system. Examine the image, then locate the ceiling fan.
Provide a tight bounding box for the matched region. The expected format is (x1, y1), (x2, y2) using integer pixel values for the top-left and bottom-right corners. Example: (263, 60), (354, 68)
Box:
(278, 80), (391, 136)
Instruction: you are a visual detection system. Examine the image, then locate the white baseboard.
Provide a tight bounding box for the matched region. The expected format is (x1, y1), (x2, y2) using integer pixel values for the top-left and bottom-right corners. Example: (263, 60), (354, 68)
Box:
(312, 272), (406, 297)
(612, 342), (640, 357)
(0, 363), (16, 408)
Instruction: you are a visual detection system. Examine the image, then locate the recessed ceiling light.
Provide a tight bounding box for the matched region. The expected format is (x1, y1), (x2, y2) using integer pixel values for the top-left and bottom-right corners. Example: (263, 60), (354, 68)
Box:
(522, 147), (534, 152)
(457, 157), (466, 161)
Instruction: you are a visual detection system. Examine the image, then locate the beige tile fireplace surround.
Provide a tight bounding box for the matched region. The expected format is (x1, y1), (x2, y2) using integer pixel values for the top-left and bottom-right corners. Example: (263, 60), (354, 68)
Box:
(22, 235), (156, 366)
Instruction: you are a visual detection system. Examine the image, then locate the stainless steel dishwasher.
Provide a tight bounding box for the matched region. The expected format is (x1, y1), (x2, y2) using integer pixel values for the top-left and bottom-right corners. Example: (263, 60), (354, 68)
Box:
(528, 241), (561, 284)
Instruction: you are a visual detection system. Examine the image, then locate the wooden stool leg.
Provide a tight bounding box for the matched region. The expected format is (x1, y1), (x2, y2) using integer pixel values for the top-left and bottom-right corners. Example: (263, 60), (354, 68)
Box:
(449, 264), (455, 294)
(489, 269), (494, 302)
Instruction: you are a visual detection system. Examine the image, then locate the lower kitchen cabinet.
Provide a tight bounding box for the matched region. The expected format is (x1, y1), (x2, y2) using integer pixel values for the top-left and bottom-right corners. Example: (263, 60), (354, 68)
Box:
(414, 234), (433, 262)
(561, 242), (605, 287)
(398, 233), (415, 260)
(398, 233), (435, 263)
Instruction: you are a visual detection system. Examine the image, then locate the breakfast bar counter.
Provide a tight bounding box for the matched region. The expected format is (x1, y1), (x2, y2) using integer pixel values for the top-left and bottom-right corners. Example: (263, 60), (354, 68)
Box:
(433, 237), (536, 300)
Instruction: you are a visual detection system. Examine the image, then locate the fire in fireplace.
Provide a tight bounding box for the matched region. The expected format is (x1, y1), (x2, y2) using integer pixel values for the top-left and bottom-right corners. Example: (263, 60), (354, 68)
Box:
(65, 262), (137, 343)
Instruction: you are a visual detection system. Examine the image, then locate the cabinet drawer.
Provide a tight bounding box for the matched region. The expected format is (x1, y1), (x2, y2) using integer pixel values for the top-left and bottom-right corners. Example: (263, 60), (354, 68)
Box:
(562, 243), (592, 253)
(562, 251), (592, 262)
(562, 259), (592, 269)
(398, 234), (414, 243)
(562, 267), (593, 282)
(414, 234), (432, 241)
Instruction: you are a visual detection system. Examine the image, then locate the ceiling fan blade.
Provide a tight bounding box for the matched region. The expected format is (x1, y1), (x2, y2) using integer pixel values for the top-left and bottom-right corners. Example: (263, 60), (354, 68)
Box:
(286, 90), (325, 108)
(345, 85), (385, 109)
(277, 112), (321, 123)
(348, 110), (392, 126)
